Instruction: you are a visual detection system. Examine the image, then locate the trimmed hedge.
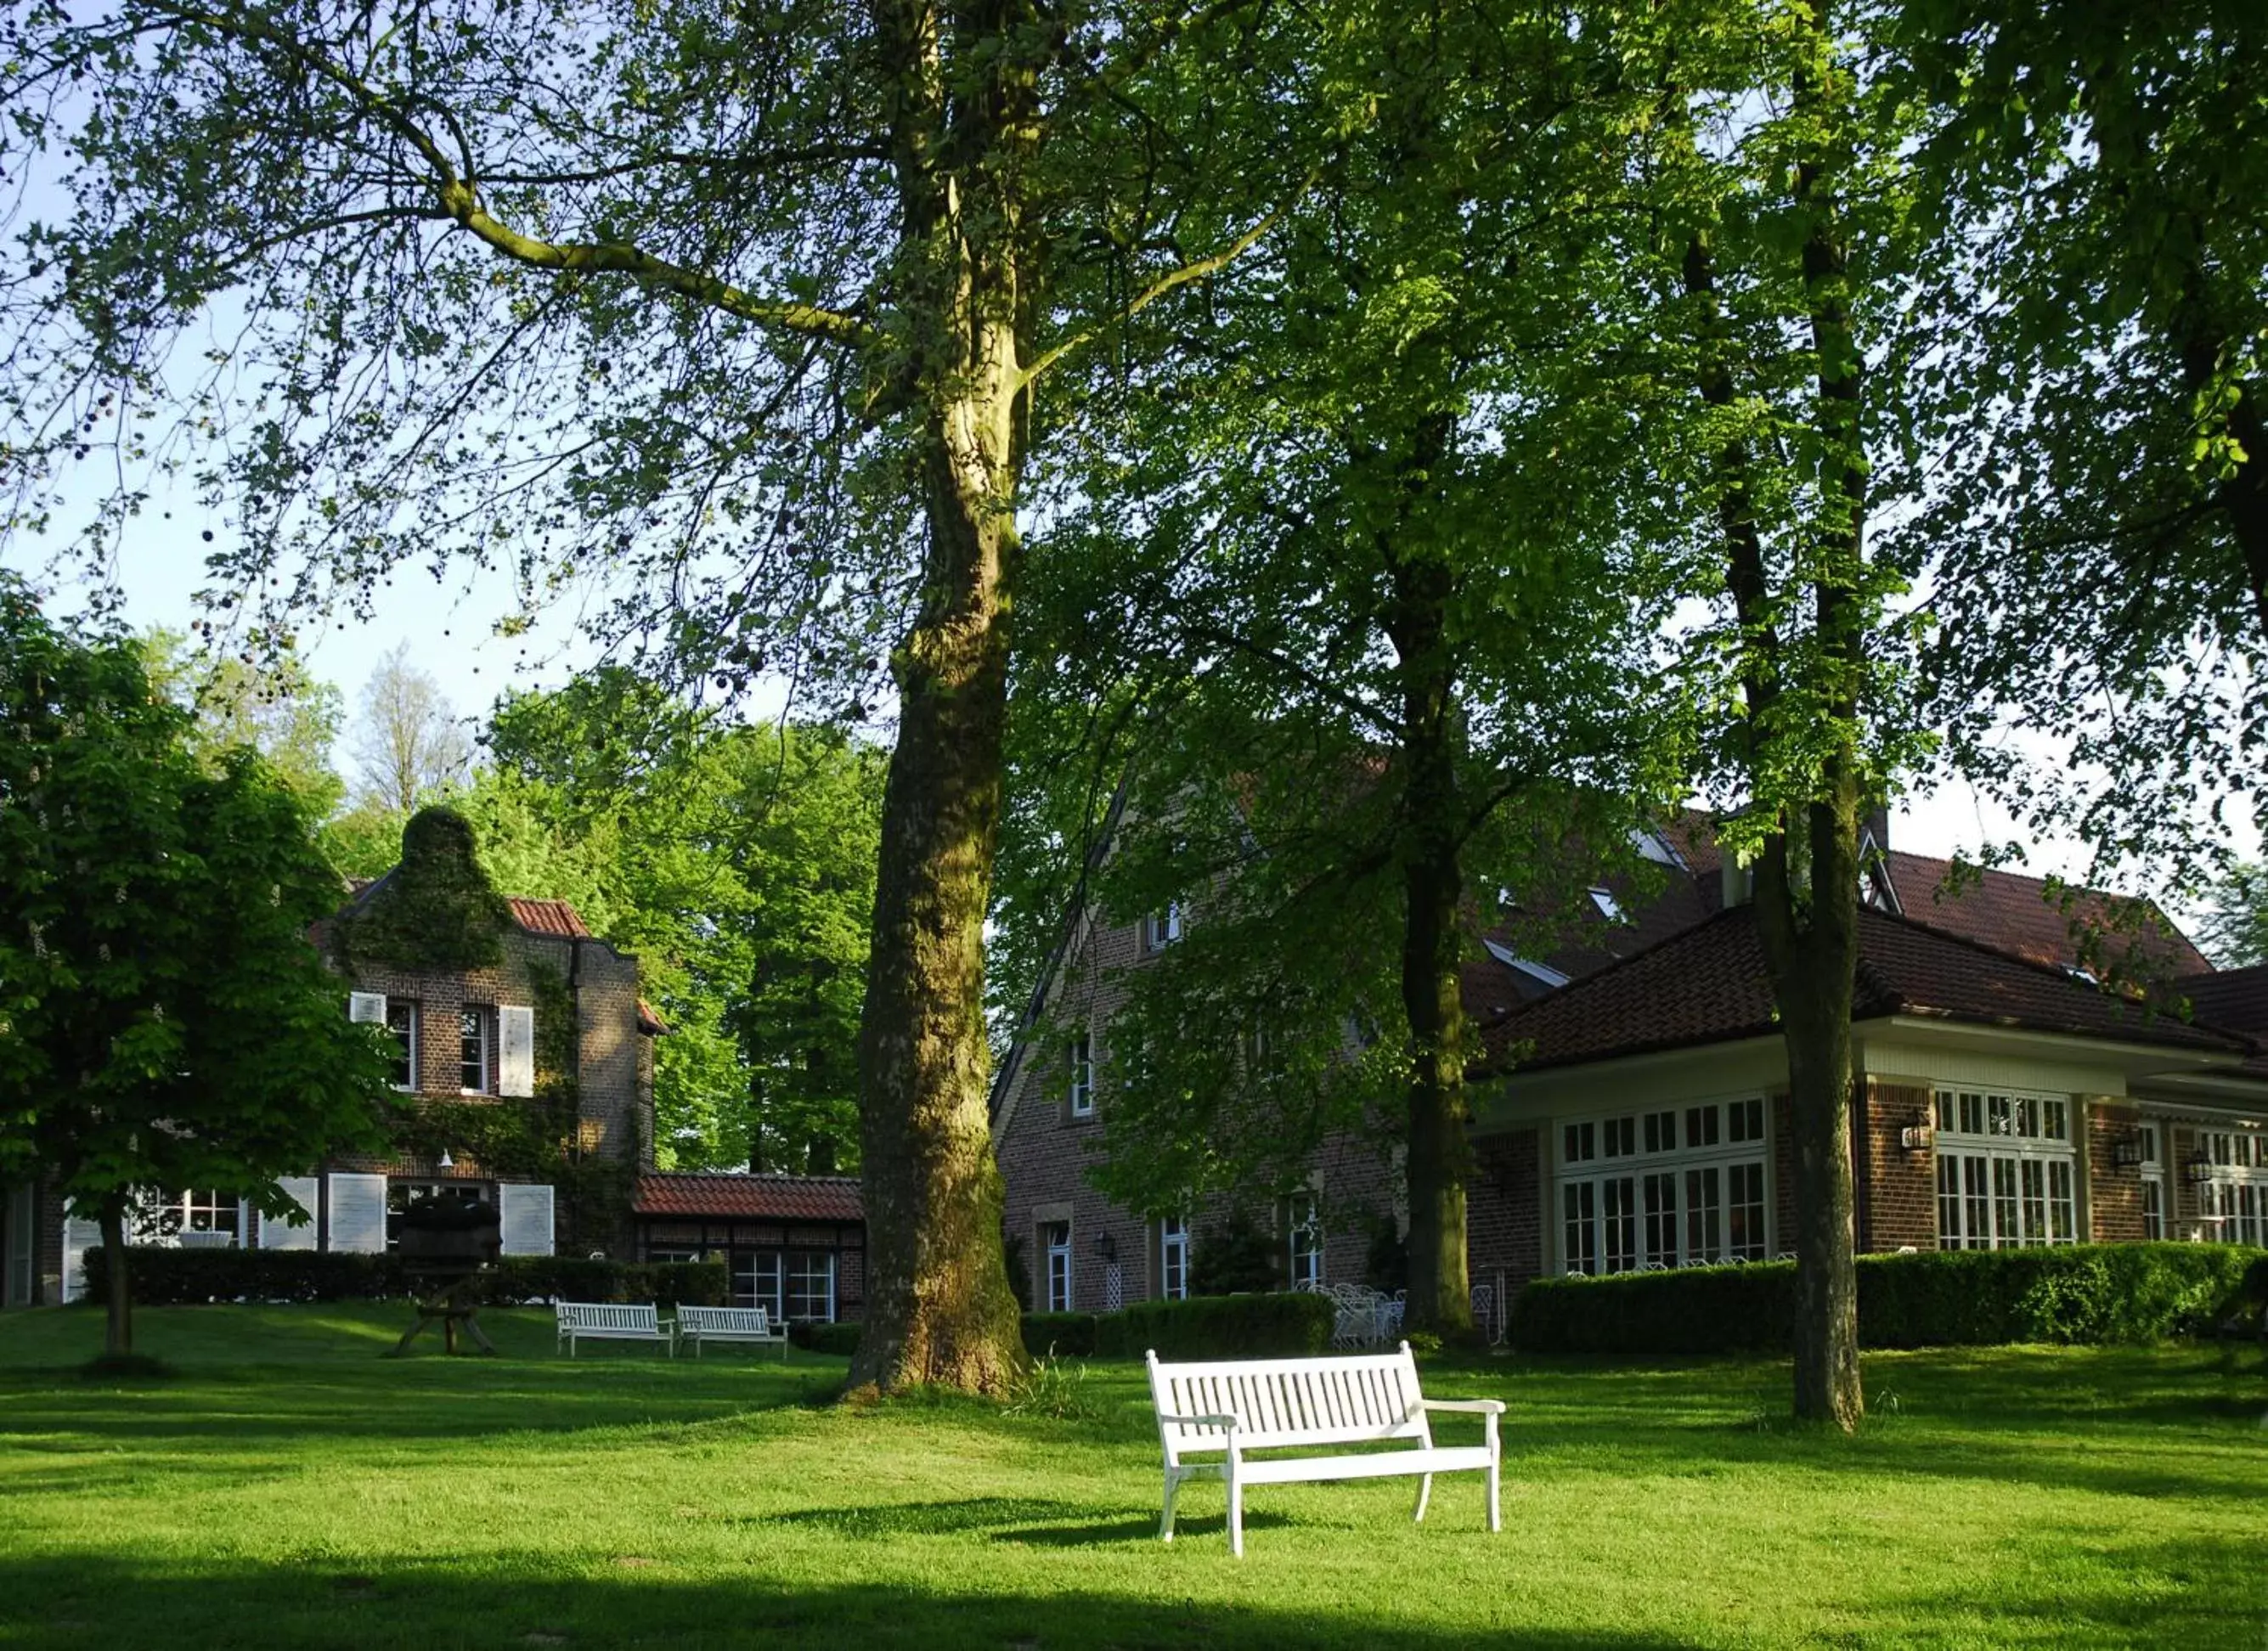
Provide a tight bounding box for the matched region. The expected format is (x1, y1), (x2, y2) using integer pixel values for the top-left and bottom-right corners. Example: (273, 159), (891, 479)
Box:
(79, 1247), (728, 1309)
(787, 1320), (863, 1356)
(1509, 1243), (2267, 1355)
(1022, 1291), (1335, 1361)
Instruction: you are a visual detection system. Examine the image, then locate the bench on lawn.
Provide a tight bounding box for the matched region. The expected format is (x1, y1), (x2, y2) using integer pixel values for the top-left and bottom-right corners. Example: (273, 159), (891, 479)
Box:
(555, 1301), (674, 1358)
(1145, 1342), (1503, 1557)
(676, 1304), (788, 1360)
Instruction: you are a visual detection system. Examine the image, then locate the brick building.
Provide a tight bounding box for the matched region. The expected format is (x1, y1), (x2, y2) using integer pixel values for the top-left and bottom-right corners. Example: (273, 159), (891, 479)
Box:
(631, 1171), (866, 1322)
(992, 810), (2268, 1331)
(1, 813), (666, 1305)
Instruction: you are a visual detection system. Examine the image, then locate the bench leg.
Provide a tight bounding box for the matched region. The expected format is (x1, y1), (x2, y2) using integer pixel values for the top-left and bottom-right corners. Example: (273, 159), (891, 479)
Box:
(1227, 1469), (1244, 1558)
(1487, 1457), (1501, 1533)
(1413, 1473), (1433, 1524)
(1159, 1470), (1180, 1543)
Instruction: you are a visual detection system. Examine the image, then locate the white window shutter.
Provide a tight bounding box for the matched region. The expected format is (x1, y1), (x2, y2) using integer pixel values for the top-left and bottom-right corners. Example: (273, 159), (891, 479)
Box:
(325, 1173), (388, 1254)
(499, 1005), (536, 1098)
(262, 1176), (320, 1251)
(348, 991), (386, 1023)
(61, 1211), (103, 1304)
(499, 1183), (555, 1256)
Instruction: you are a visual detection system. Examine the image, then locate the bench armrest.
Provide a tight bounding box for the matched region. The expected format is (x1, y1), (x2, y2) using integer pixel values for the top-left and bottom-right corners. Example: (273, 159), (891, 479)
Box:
(1419, 1398), (1506, 1415)
(1157, 1412), (1242, 1431)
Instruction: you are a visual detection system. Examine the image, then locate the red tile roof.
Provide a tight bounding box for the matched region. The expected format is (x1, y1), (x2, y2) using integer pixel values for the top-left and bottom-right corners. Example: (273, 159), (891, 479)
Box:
(1485, 904), (2248, 1075)
(633, 1173), (864, 1223)
(507, 896), (592, 938)
(2176, 965), (2268, 1035)
(1881, 850), (2209, 978)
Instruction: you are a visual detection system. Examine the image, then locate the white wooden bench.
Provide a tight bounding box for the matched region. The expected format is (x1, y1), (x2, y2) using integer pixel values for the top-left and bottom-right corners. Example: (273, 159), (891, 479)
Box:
(555, 1301), (674, 1358)
(675, 1304), (788, 1360)
(1146, 1343), (1503, 1556)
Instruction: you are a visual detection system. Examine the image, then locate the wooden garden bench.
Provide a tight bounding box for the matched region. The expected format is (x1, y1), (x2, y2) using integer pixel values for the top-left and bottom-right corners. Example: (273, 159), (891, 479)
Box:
(675, 1304), (788, 1360)
(554, 1301), (674, 1357)
(1145, 1342), (1504, 1557)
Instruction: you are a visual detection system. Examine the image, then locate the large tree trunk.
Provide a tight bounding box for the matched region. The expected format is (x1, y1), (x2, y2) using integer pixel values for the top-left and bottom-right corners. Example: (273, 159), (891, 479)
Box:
(99, 1197), (133, 1357)
(1752, 797), (1865, 1431)
(846, 0), (1035, 1395)
(1379, 454), (1473, 1336)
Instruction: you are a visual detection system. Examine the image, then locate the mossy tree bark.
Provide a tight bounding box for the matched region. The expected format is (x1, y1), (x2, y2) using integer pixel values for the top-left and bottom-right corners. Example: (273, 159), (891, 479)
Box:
(847, 0), (1036, 1394)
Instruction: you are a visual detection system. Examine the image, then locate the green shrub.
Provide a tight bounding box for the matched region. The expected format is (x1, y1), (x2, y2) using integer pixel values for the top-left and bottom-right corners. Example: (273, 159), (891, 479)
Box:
(787, 1320), (862, 1355)
(78, 1247), (726, 1310)
(1091, 1291), (1334, 1359)
(1019, 1310), (1098, 1358)
(1509, 1243), (2266, 1355)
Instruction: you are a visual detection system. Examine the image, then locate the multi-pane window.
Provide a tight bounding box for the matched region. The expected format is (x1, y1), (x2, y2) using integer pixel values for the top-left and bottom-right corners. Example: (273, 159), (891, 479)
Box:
(460, 1006), (492, 1095)
(1043, 1221), (1074, 1311)
(2197, 1122), (2268, 1246)
(1159, 1215), (1190, 1301)
(1143, 904), (1183, 952)
(386, 1000), (418, 1090)
(733, 1249), (841, 1321)
(385, 1179), (488, 1251)
(155, 1189), (240, 1241)
(1557, 1099), (1769, 1274)
(1932, 1087), (2077, 1248)
(2137, 1124), (2165, 1242)
(1068, 1034), (1094, 1117)
(1287, 1195), (1323, 1289)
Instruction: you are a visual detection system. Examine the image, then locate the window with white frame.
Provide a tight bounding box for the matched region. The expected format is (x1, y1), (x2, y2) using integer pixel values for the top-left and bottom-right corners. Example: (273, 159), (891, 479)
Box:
(1068, 1033), (1094, 1117)
(460, 1005), (493, 1095)
(386, 1000), (419, 1091)
(1287, 1194), (1323, 1288)
(1556, 1097), (1769, 1275)
(2198, 1121), (2268, 1247)
(785, 1250), (838, 1321)
(1143, 903), (1183, 951)
(1159, 1214), (1190, 1301)
(2137, 1122), (2166, 1242)
(1042, 1221), (1074, 1311)
(1932, 1088), (2078, 1249)
(153, 1189), (240, 1241)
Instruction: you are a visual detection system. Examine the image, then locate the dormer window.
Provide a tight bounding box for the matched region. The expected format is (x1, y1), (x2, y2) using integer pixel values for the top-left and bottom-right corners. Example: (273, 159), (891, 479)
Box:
(1588, 887), (1624, 922)
(1484, 940), (1570, 989)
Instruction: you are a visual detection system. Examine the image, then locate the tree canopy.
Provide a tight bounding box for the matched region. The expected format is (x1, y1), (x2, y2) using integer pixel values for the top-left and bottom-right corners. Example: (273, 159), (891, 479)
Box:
(0, 578), (394, 1355)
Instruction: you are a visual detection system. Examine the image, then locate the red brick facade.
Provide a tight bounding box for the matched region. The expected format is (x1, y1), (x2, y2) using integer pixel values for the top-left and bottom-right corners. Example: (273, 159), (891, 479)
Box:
(1857, 1079), (1937, 1252)
(2086, 1102), (2148, 1244)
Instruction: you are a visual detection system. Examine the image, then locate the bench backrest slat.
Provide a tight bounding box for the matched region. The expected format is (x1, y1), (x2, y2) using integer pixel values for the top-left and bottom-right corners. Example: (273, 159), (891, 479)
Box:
(556, 1302), (662, 1331)
(1148, 1345), (1431, 1458)
(677, 1305), (774, 1333)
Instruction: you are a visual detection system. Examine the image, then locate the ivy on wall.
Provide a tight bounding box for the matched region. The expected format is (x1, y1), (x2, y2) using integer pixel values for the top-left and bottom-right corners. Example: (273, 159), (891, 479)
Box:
(336, 807), (512, 973)
(391, 958), (633, 1254)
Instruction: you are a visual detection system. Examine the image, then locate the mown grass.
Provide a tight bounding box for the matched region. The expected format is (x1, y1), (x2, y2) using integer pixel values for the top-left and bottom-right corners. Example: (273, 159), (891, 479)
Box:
(1, 1304), (2263, 1648)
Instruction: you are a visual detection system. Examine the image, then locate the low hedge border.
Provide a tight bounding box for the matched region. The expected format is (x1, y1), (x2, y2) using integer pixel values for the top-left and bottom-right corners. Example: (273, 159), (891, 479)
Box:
(1023, 1290), (1335, 1361)
(80, 1246), (728, 1309)
(1509, 1242), (2268, 1355)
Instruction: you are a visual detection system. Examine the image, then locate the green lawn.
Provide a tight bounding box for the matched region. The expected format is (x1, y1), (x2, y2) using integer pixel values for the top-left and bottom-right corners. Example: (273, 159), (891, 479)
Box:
(1, 1307), (2263, 1648)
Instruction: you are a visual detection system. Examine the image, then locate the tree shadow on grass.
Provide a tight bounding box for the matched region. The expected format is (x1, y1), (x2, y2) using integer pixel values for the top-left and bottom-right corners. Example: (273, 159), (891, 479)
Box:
(0, 1550), (1707, 1651)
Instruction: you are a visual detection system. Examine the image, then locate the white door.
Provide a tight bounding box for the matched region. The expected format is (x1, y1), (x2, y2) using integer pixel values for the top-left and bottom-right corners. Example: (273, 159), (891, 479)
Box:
(326, 1173), (389, 1254)
(499, 1183), (555, 1256)
(261, 1177), (321, 1251)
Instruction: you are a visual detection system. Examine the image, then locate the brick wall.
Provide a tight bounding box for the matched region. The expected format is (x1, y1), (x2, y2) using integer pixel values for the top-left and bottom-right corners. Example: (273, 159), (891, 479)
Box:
(1468, 1130), (1540, 1295)
(1859, 1079), (1936, 1252)
(2086, 1101), (2147, 1243)
(992, 905), (1408, 1312)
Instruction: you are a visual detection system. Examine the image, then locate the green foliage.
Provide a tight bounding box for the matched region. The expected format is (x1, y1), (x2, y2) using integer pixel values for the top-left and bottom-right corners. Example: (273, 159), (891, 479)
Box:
(2192, 861), (2268, 969)
(474, 674), (884, 1173)
(79, 1246), (729, 1309)
(1019, 1292), (1335, 1361)
(1188, 1212), (1285, 1298)
(1002, 1352), (1102, 1422)
(1509, 1245), (2267, 1355)
(334, 806), (511, 973)
(0, 582), (394, 1344)
(788, 1320), (865, 1356)
(138, 627), (345, 815)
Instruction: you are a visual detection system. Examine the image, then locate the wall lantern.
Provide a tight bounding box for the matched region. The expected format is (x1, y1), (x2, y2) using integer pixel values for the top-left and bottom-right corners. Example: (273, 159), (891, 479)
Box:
(2184, 1152), (2216, 1186)
(1898, 1114), (1934, 1153)
(437, 1148), (454, 1170)
(1092, 1231), (1117, 1262)
(2110, 1133), (2144, 1170)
